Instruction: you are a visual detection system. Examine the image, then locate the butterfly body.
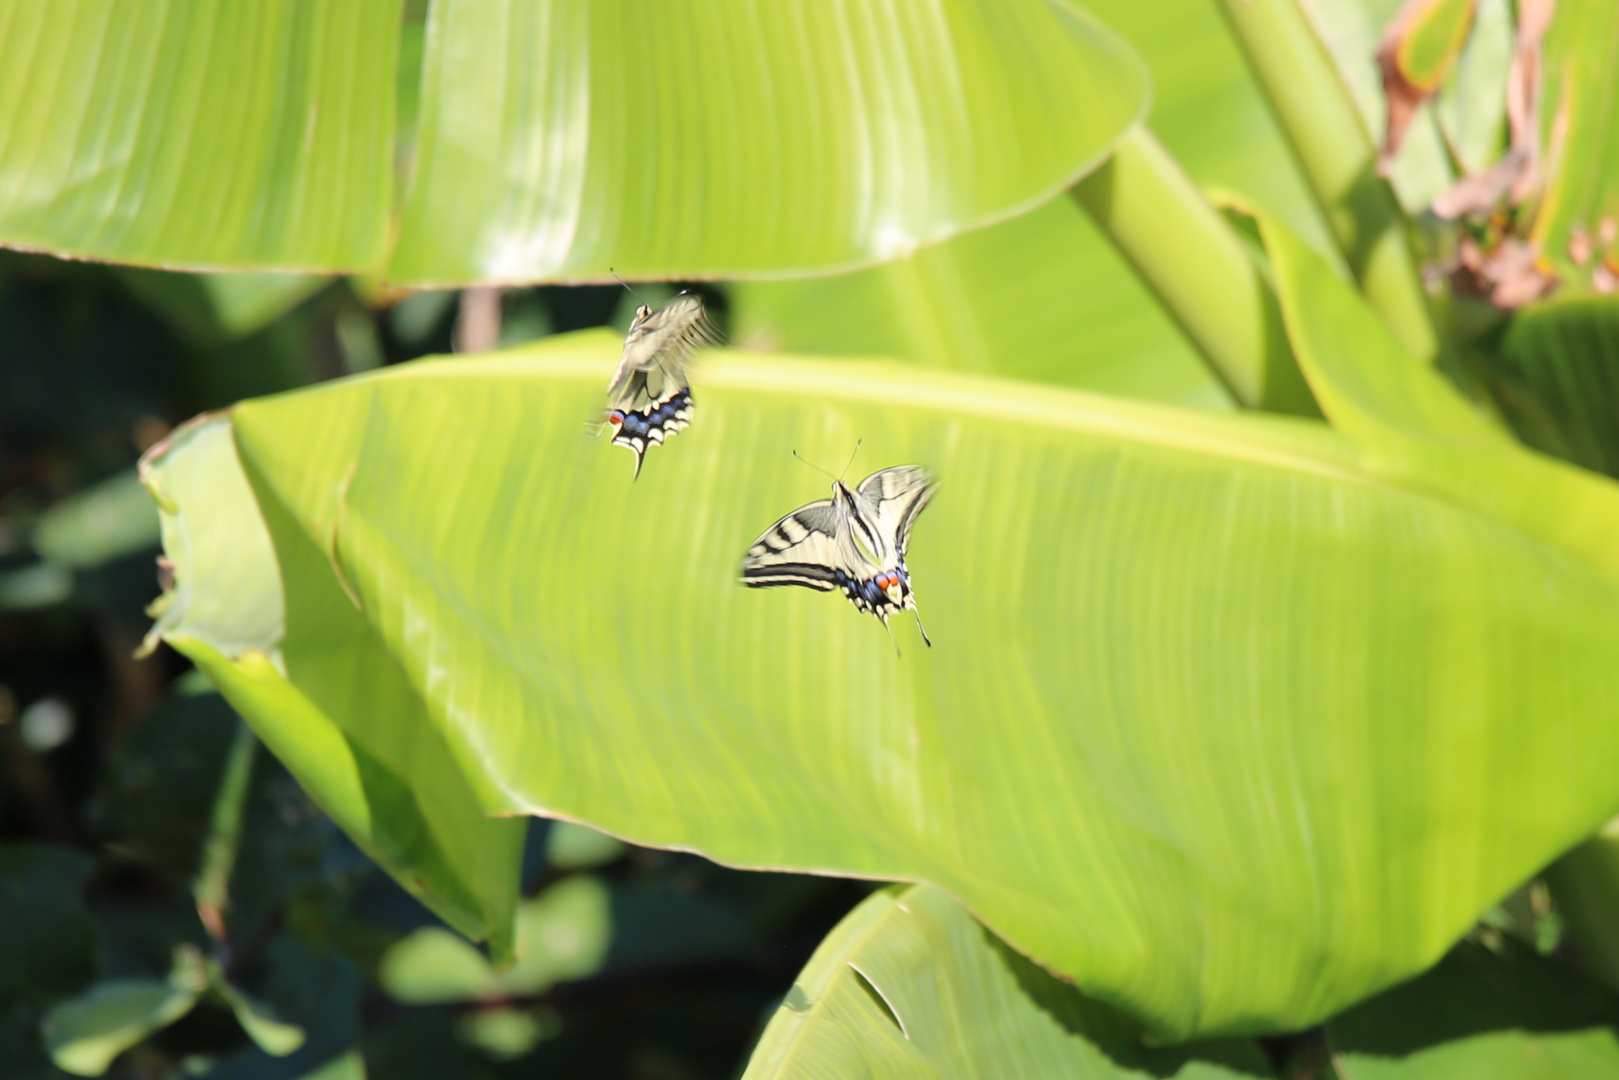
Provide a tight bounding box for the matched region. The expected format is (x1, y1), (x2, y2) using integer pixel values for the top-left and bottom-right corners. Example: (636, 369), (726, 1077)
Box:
(742, 466), (937, 647)
(604, 292), (716, 479)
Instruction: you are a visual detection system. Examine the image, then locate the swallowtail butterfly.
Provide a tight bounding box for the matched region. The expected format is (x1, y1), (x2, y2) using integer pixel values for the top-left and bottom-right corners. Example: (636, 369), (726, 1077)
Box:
(741, 465), (937, 647)
(604, 291), (717, 479)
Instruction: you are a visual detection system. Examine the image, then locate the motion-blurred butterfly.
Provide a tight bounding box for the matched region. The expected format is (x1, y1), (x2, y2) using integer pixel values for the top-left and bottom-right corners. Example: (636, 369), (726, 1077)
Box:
(603, 291), (717, 479)
(741, 464), (938, 649)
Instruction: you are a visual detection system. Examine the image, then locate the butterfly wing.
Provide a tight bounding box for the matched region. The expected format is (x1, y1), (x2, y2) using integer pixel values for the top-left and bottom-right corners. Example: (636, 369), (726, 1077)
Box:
(855, 466), (937, 556)
(604, 293), (718, 478)
(740, 500), (846, 591)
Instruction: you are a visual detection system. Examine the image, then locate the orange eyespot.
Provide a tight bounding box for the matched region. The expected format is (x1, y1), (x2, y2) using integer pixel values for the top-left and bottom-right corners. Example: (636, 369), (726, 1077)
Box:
(607, 410), (624, 426)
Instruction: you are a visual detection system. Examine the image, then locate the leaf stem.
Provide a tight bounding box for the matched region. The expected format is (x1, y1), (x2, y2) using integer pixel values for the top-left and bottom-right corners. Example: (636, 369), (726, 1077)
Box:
(1071, 127), (1320, 417)
(193, 718), (258, 942)
(1215, 0), (1442, 363)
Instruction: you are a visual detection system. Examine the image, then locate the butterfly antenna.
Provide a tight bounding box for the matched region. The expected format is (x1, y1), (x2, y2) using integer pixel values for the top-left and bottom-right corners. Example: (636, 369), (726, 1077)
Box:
(791, 449), (838, 481)
(609, 267), (645, 302)
(839, 439), (863, 483)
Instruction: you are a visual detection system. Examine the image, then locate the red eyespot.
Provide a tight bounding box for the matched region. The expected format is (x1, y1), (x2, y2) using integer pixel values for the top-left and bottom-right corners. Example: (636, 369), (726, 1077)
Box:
(607, 410), (625, 426)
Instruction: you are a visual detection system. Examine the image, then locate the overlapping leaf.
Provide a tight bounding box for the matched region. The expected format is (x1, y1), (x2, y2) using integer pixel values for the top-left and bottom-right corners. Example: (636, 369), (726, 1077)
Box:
(731, 0), (1342, 410)
(143, 416), (523, 959)
(0, 0), (400, 272)
(0, 0), (1148, 283)
(148, 330), (1619, 1037)
(743, 884), (1271, 1079)
(1329, 938), (1619, 1079)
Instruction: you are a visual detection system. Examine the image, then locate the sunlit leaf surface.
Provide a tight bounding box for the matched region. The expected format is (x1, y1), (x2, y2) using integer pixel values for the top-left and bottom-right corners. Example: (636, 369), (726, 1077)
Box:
(390, 0), (1147, 284)
(144, 416), (524, 958)
(743, 884), (1271, 1079)
(730, 0), (1342, 410)
(0, 0), (1144, 282)
(150, 331), (1619, 1037)
(0, 0), (400, 272)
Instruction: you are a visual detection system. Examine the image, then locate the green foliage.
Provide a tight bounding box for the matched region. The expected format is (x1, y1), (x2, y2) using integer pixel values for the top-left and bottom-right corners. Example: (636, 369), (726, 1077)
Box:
(0, 847), (97, 1002)
(744, 885), (1273, 1079)
(1328, 937), (1619, 1078)
(6, 0), (1619, 1076)
(0, 0), (1147, 284)
(43, 950), (207, 1077)
(0, 0), (400, 272)
(379, 876), (611, 1005)
(141, 326), (1619, 1038)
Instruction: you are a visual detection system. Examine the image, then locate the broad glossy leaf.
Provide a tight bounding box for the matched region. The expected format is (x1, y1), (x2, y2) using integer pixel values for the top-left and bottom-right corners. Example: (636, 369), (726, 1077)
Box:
(390, 0), (1146, 284)
(1329, 938), (1619, 1079)
(742, 884), (1271, 1079)
(0, 0), (399, 272)
(0, 0), (1144, 282)
(152, 331), (1619, 1037)
(730, 0), (1339, 410)
(142, 416), (524, 960)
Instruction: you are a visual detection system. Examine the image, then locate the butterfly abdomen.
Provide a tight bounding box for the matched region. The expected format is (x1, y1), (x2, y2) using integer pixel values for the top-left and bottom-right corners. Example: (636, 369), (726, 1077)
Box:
(835, 566), (910, 616)
(609, 387), (695, 478)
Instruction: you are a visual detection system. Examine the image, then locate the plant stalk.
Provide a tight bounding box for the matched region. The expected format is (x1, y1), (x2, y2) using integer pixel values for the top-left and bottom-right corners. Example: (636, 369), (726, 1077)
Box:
(193, 718), (258, 942)
(1215, 0), (1441, 364)
(1071, 127), (1320, 417)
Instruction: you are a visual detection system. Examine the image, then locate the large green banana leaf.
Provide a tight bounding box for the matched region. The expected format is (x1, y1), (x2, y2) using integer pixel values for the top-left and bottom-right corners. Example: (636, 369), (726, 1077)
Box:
(0, 0), (1146, 283)
(742, 884), (1271, 1079)
(142, 415), (524, 961)
(729, 0), (1341, 410)
(147, 329), (1619, 1038)
(0, 0), (401, 273)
